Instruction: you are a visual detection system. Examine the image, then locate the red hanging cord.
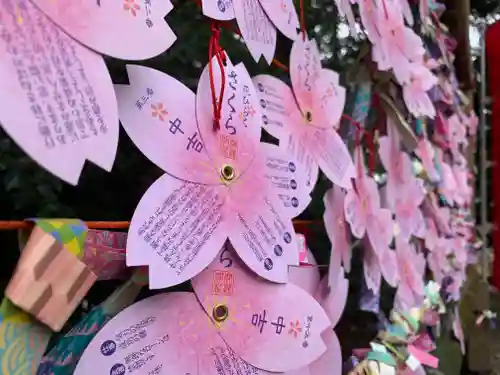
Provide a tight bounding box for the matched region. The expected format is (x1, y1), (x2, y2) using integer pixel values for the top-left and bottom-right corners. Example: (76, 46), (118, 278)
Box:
(208, 22), (226, 132)
(368, 128), (376, 174)
(299, 0), (306, 40)
(341, 113), (377, 176)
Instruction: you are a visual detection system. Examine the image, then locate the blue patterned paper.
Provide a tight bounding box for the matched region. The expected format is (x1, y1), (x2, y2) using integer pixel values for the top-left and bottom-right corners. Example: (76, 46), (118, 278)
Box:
(36, 307), (110, 375)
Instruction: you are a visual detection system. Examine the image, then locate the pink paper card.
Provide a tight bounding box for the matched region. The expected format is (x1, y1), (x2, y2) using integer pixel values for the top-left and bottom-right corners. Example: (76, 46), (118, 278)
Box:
(74, 292), (271, 375)
(312, 69), (346, 130)
(31, 0), (176, 60)
(311, 128), (355, 190)
(363, 239), (382, 293)
(258, 0), (300, 40)
(252, 74), (304, 141)
(290, 36), (322, 111)
(280, 133), (320, 194)
(202, 0), (235, 20)
(233, 0), (277, 63)
(192, 247), (331, 372)
(411, 333), (436, 353)
(0, 0), (119, 185)
(407, 345), (439, 368)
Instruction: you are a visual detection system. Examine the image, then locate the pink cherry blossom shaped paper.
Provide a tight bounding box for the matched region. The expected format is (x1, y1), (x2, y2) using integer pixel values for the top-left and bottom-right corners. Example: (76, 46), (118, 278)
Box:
(116, 59), (304, 288)
(344, 148), (394, 258)
(0, 0), (119, 185)
(74, 292), (274, 375)
(378, 117), (415, 209)
(402, 62), (438, 118)
(253, 34), (355, 190)
(415, 136), (439, 181)
(392, 177), (426, 242)
(394, 236), (425, 311)
(30, 0), (176, 60)
(374, 5), (425, 85)
(323, 185), (351, 274)
(427, 237), (452, 284)
(192, 245), (331, 372)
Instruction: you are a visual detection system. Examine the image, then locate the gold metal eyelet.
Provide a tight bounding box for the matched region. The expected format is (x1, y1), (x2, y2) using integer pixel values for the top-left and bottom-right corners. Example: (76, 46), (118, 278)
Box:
(221, 164), (235, 182)
(212, 303), (229, 322)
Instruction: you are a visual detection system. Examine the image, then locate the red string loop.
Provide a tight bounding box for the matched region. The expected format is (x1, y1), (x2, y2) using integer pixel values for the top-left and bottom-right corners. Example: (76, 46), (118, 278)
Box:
(341, 114), (377, 176)
(299, 0), (306, 40)
(208, 22), (226, 132)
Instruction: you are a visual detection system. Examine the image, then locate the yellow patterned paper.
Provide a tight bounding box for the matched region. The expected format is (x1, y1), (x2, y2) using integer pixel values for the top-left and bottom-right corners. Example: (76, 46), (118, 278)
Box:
(0, 299), (51, 375)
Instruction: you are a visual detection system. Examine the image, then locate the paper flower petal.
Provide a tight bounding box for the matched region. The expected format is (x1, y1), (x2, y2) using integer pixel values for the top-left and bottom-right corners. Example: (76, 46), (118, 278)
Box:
(310, 128), (355, 189)
(32, 0), (176, 60)
(126, 174), (227, 288)
(363, 240), (382, 293)
(233, 0), (277, 63)
(252, 74), (302, 141)
(280, 133), (320, 195)
(290, 36), (322, 113)
(261, 142), (311, 218)
(259, 0), (300, 40)
(378, 248), (400, 288)
(192, 248), (331, 372)
(344, 189), (366, 239)
(116, 65), (219, 184)
(0, 0), (119, 185)
(316, 271), (349, 328)
(366, 209), (394, 256)
(312, 69), (346, 130)
(196, 57), (258, 173)
(226, 190), (299, 283)
(324, 186), (351, 273)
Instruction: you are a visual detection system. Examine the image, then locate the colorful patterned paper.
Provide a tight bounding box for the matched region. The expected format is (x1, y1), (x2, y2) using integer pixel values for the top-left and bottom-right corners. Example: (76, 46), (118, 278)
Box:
(352, 81), (372, 127)
(33, 219), (88, 257)
(83, 230), (129, 280)
(0, 298), (51, 375)
(37, 279), (142, 375)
